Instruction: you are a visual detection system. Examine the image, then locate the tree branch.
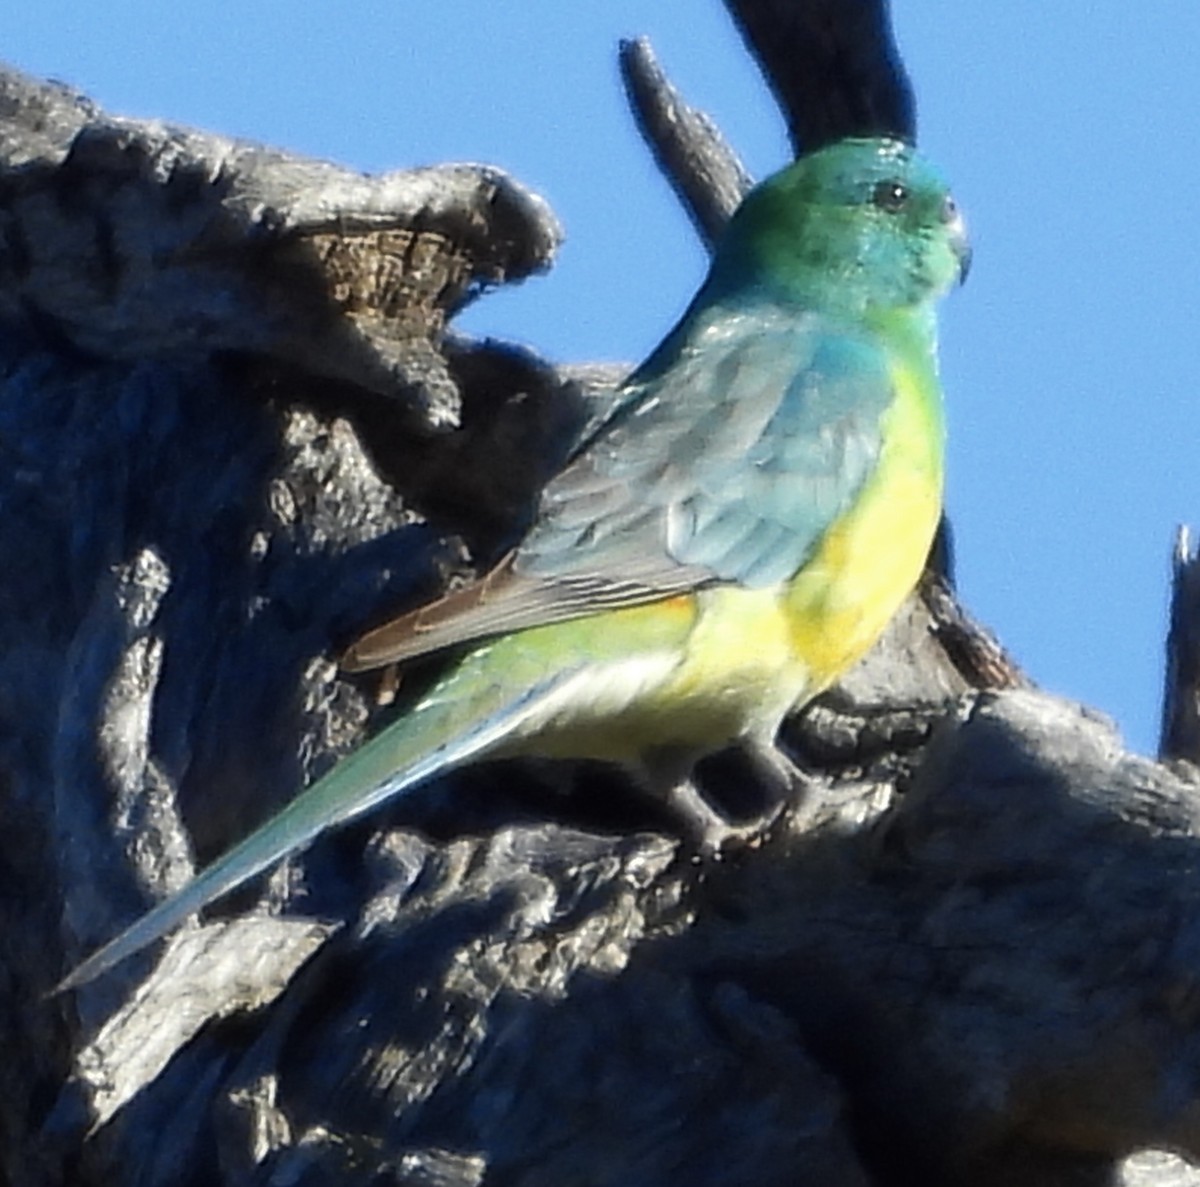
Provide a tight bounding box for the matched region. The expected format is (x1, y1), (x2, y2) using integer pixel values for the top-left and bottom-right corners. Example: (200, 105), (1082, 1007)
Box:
(723, 0), (916, 152)
(1162, 526), (1200, 763)
(619, 37), (753, 248)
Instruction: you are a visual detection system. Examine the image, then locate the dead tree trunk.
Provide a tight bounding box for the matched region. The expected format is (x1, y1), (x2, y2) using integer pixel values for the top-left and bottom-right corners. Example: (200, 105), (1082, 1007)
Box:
(4, 4), (1200, 1185)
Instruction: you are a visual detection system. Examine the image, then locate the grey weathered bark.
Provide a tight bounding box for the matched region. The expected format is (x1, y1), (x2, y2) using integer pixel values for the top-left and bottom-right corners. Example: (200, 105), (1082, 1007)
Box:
(619, 37), (753, 249)
(3, 4), (1199, 1186)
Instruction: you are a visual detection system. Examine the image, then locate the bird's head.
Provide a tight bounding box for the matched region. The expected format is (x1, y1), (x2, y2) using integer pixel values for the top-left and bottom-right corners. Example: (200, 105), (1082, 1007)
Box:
(712, 138), (970, 316)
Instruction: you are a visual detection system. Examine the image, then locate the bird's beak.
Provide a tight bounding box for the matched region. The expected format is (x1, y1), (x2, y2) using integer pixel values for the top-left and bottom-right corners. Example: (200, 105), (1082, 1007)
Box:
(945, 201), (971, 286)
(953, 231), (972, 287)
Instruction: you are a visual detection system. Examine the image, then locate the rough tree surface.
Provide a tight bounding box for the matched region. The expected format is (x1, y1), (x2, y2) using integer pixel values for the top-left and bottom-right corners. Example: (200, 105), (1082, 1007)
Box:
(4, 3), (1200, 1185)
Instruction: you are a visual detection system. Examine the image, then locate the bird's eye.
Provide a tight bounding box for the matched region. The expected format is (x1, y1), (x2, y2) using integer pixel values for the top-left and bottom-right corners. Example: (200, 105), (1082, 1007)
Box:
(872, 180), (909, 213)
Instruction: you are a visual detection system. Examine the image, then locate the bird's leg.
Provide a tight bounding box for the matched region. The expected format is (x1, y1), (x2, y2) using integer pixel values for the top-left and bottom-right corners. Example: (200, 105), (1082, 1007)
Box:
(740, 733), (839, 832)
(740, 735), (807, 808)
(664, 780), (748, 854)
(374, 662), (402, 707)
(634, 744), (723, 852)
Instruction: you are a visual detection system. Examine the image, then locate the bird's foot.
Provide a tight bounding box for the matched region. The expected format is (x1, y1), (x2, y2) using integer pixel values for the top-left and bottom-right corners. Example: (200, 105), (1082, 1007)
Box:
(662, 778), (786, 856)
(640, 740), (806, 855)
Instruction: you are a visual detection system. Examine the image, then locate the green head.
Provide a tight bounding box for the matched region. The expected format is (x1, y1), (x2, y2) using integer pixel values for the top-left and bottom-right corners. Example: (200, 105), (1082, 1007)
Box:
(711, 138), (970, 316)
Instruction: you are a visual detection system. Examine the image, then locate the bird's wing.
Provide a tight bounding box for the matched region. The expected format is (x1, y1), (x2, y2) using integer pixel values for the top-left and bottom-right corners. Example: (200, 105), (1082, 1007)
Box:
(342, 304), (895, 671)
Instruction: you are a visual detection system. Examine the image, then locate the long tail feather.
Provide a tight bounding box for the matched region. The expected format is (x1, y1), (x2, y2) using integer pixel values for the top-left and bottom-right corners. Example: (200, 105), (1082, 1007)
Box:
(55, 667), (575, 993)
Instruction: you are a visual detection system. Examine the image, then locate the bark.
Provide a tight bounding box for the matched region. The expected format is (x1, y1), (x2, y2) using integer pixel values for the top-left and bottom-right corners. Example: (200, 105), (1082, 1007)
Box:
(619, 37), (753, 249)
(3, 4), (1199, 1185)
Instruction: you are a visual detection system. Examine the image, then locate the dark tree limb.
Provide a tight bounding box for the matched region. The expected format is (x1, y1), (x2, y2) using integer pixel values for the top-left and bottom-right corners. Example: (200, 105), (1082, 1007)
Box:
(1162, 526), (1200, 763)
(723, 0), (916, 152)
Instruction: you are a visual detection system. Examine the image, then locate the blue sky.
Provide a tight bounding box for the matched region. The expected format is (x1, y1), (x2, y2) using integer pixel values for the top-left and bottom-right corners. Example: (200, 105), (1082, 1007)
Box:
(4, 3), (1198, 757)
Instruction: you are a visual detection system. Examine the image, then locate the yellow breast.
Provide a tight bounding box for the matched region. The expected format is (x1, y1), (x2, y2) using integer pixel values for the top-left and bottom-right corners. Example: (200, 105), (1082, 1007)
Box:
(784, 356), (944, 691)
(511, 350), (944, 765)
(649, 353), (942, 737)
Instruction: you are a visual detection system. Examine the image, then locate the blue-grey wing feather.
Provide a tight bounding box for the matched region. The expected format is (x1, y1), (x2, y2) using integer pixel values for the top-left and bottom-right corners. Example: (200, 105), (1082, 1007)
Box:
(342, 302), (899, 670)
(516, 302), (894, 594)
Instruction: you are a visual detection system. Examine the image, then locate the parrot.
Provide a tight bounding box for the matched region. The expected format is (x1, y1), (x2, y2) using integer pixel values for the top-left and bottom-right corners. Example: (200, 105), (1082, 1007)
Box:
(58, 136), (970, 992)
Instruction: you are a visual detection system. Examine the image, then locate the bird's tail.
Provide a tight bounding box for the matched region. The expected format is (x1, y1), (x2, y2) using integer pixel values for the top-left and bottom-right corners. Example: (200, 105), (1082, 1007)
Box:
(55, 651), (578, 993)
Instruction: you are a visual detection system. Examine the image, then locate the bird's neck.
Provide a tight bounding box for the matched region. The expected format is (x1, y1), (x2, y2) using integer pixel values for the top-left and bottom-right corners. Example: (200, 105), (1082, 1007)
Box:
(705, 248), (938, 337)
(704, 270), (941, 361)
(862, 300), (940, 363)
